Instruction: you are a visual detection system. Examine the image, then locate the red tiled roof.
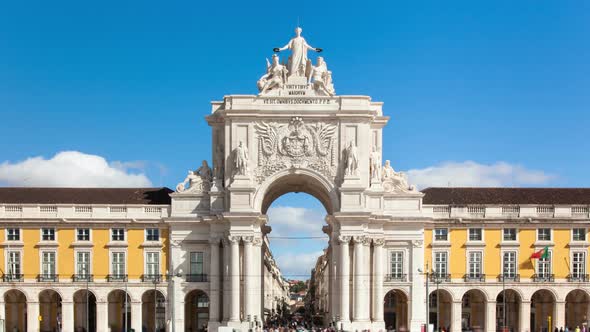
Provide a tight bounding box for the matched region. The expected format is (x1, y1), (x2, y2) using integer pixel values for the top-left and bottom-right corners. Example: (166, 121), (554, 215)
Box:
(0, 187), (172, 205)
(422, 187), (590, 205)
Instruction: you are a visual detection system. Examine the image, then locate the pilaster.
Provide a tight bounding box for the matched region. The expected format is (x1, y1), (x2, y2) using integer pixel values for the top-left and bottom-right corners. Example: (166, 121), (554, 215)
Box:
(410, 239), (426, 331)
(372, 238), (385, 327)
(131, 301), (142, 332)
(96, 300), (108, 332)
(27, 301), (39, 332)
(209, 237), (221, 323)
(555, 300), (566, 330)
(61, 301), (74, 332)
(486, 301), (496, 332)
(451, 300), (462, 332)
(229, 235), (241, 322)
(520, 301), (531, 332)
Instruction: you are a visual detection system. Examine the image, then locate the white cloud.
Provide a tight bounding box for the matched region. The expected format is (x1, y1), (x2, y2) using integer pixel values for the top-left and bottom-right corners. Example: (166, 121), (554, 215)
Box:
(407, 161), (554, 189)
(275, 250), (325, 280)
(267, 206), (327, 237)
(0, 151), (152, 187)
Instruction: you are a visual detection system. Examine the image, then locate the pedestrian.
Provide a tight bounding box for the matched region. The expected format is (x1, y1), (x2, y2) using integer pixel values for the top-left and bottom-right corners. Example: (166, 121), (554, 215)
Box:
(566, 327), (569, 332)
(561, 327), (564, 332)
(575, 326), (580, 332)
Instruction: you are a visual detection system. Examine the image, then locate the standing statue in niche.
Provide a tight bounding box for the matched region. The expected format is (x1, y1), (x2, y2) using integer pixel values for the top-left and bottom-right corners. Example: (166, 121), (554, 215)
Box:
(257, 54), (289, 95)
(176, 160), (212, 193)
(369, 145), (381, 181)
(308, 57), (335, 96)
(233, 141), (249, 176)
(343, 141), (359, 176)
(273, 27), (322, 77)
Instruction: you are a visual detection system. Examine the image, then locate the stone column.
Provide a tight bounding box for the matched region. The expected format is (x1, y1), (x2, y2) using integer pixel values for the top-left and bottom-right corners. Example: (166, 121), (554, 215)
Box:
(372, 238), (385, 324)
(555, 301), (565, 330)
(229, 235), (241, 322)
(222, 238), (230, 322)
(0, 299), (5, 323)
(27, 301), (39, 332)
(352, 236), (364, 321)
(61, 301), (74, 332)
(361, 237), (371, 321)
(253, 237), (263, 324)
(451, 300), (462, 332)
(209, 237), (221, 323)
(410, 240), (426, 332)
(520, 301), (531, 332)
(331, 239), (340, 322)
(131, 301), (142, 332)
(486, 301), (496, 332)
(96, 300), (108, 332)
(243, 236), (254, 321)
(339, 236), (351, 323)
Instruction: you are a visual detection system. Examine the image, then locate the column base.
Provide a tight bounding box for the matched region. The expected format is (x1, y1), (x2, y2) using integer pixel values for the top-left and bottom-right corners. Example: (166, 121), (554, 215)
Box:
(371, 320), (385, 331)
(410, 319), (426, 332)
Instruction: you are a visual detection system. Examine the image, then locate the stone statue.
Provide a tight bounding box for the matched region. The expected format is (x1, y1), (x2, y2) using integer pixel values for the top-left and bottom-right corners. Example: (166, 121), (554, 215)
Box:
(344, 141), (359, 176)
(257, 54), (289, 95)
(308, 57), (335, 96)
(176, 160), (212, 193)
(233, 140), (249, 176)
(370, 145), (381, 181)
(274, 27), (322, 77)
(382, 160), (415, 192)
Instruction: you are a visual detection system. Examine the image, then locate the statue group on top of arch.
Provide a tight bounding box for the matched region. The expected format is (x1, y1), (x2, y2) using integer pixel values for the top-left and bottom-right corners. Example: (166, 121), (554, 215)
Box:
(176, 160), (212, 193)
(257, 27), (335, 96)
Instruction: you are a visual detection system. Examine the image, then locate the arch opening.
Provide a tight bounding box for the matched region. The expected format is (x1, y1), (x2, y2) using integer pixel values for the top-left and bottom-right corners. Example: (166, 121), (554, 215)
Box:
(496, 289), (521, 331)
(565, 289), (590, 329)
(108, 290), (132, 331)
(39, 289), (62, 332)
(74, 289), (97, 332)
(429, 289), (453, 331)
(185, 290), (209, 332)
(384, 289), (409, 331)
(461, 289), (486, 331)
(142, 290), (166, 332)
(4, 289), (27, 332)
(531, 289), (556, 332)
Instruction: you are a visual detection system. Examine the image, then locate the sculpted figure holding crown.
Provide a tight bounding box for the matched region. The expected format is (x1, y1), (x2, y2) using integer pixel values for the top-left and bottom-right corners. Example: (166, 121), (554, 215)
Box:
(274, 27), (322, 77)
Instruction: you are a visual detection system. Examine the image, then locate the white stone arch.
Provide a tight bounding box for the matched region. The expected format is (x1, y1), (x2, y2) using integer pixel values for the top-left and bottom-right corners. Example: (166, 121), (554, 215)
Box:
(72, 288), (98, 302)
(383, 287), (411, 300)
(38, 287), (65, 301)
(428, 287), (457, 302)
(106, 288), (135, 303)
(2, 287), (31, 302)
(494, 287), (525, 302)
(458, 287), (491, 302)
(527, 287), (559, 302)
(253, 167), (340, 214)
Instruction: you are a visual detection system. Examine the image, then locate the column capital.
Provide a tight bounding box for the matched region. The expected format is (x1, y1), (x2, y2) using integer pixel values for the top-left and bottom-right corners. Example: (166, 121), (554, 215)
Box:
(352, 235), (366, 244)
(253, 236), (263, 246)
(338, 235), (351, 244)
(412, 240), (424, 248)
(228, 235), (241, 244)
(242, 236), (254, 244)
(209, 236), (221, 245)
(372, 238), (385, 246)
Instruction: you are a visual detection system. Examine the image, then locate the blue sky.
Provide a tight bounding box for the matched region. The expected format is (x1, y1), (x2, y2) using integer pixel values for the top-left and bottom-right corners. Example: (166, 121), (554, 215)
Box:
(0, 0), (588, 278)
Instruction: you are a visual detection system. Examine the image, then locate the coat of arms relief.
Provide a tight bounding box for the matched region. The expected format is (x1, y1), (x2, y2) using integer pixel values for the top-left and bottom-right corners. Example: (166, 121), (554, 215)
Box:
(254, 117), (338, 183)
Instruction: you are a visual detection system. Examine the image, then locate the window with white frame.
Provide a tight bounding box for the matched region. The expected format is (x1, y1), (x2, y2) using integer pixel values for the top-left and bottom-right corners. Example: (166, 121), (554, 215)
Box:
(468, 251), (482, 278)
(111, 252), (126, 276)
(468, 228), (483, 241)
(76, 251), (91, 277)
(502, 251), (517, 278)
(538, 228), (551, 241)
(390, 251), (404, 278)
(41, 228), (55, 241)
(6, 228), (20, 241)
(146, 228), (160, 242)
(77, 228), (90, 241)
(41, 251), (56, 277)
(503, 228), (517, 241)
(146, 252), (160, 276)
(538, 251), (552, 277)
(572, 252), (586, 278)
(434, 228), (448, 241)
(7, 251), (21, 276)
(190, 252), (204, 275)
(111, 228), (125, 241)
(434, 251), (448, 277)
(573, 228), (586, 242)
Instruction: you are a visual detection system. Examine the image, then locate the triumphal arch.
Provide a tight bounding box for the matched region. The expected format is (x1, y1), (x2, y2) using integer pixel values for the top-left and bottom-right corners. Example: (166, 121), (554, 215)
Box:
(168, 28), (426, 332)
